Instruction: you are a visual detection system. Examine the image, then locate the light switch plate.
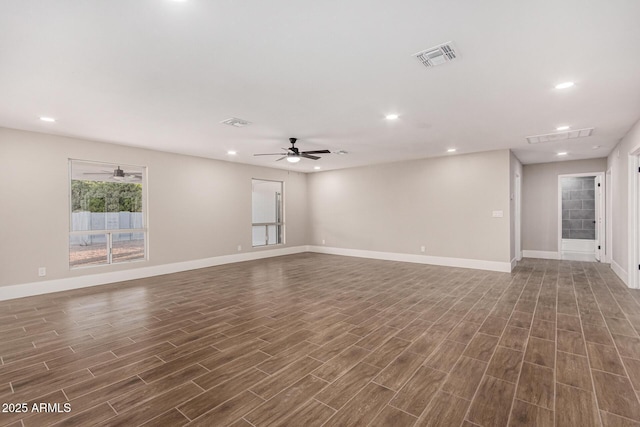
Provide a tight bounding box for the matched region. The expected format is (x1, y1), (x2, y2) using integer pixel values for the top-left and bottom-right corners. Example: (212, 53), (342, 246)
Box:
(492, 210), (504, 218)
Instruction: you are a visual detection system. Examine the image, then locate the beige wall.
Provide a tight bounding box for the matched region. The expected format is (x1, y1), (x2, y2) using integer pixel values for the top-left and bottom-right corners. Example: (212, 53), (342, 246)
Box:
(0, 127), (308, 287)
(307, 150), (512, 263)
(510, 151), (523, 261)
(522, 158), (607, 253)
(608, 118), (640, 278)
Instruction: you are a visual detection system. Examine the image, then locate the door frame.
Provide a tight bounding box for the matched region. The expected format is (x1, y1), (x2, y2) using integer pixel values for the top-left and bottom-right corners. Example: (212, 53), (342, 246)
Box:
(605, 168), (613, 264)
(557, 172), (605, 261)
(515, 173), (522, 261)
(629, 149), (640, 289)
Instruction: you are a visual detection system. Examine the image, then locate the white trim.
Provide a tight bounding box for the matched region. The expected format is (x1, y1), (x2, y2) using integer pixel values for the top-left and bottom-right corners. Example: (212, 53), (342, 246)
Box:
(612, 260), (629, 287)
(307, 246), (512, 272)
(629, 149), (640, 289)
(515, 173), (522, 261)
(557, 172), (604, 261)
(605, 168), (612, 264)
(511, 257), (518, 270)
(522, 250), (560, 260)
(0, 246), (309, 301)
(561, 252), (596, 262)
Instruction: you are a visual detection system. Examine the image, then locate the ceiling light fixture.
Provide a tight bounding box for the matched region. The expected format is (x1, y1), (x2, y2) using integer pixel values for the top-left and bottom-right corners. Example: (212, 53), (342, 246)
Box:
(555, 82), (574, 89)
(385, 114), (399, 120)
(557, 152), (568, 156)
(592, 145), (601, 150)
(227, 150), (237, 155)
(39, 117), (56, 122)
(447, 148), (456, 153)
(286, 156), (301, 163)
(314, 166), (321, 170)
(556, 125), (570, 131)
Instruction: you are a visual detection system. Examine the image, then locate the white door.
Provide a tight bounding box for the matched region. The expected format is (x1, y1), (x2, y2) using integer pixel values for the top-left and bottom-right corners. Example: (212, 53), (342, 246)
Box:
(594, 176), (603, 262)
(515, 174), (522, 261)
(605, 170), (612, 263)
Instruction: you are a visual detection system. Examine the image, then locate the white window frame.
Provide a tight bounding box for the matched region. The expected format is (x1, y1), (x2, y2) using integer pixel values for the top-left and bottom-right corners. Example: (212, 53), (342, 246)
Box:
(68, 159), (148, 269)
(251, 179), (285, 247)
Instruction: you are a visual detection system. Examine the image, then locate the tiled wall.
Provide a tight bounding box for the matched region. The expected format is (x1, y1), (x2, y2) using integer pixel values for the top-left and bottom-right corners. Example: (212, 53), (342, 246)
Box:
(561, 176), (595, 239)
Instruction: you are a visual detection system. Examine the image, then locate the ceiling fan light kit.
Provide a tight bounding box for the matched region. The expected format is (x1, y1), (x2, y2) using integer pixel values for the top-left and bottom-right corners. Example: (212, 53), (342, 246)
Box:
(82, 166), (143, 182)
(254, 138), (331, 163)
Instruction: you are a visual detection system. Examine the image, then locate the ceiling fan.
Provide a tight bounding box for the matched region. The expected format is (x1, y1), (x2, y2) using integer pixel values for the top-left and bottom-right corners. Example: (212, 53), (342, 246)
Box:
(254, 138), (330, 163)
(82, 166), (142, 182)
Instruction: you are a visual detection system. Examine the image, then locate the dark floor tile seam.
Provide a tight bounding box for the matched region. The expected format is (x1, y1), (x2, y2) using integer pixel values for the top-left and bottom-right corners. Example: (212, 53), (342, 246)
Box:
(190, 379), (206, 393)
(585, 266), (640, 334)
(503, 263), (553, 427)
(586, 264), (640, 400)
(370, 268), (526, 412)
(601, 409), (640, 427)
(317, 382), (392, 427)
(384, 400), (423, 424)
(570, 262), (609, 427)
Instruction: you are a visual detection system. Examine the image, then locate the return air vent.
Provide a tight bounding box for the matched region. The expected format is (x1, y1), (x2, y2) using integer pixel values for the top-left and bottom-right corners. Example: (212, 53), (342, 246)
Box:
(412, 42), (458, 68)
(220, 117), (251, 127)
(526, 128), (594, 144)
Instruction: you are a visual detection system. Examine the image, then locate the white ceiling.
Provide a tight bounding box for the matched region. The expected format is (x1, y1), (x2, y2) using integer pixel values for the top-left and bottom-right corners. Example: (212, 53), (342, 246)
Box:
(1, 1), (639, 172)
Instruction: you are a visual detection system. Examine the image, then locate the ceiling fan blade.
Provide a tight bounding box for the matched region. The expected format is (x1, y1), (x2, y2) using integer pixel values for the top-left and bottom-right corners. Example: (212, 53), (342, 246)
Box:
(275, 156), (287, 162)
(254, 153), (286, 156)
(301, 150), (331, 155)
(301, 153), (320, 160)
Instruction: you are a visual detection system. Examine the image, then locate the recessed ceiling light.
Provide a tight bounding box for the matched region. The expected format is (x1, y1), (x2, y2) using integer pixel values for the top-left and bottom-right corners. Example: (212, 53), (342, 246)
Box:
(385, 114), (399, 120)
(335, 150), (348, 155)
(39, 117), (56, 122)
(314, 166), (321, 170)
(592, 145), (601, 150)
(556, 125), (570, 131)
(286, 156), (301, 163)
(227, 150), (237, 155)
(557, 152), (568, 156)
(555, 82), (574, 90)
(447, 148), (456, 153)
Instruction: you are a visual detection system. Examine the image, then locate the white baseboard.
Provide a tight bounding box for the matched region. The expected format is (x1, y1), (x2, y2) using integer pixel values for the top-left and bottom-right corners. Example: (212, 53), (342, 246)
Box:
(0, 245), (309, 301)
(308, 246), (512, 273)
(611, 260), (629, 287)
(522, 250), (560, 260)
(561, 252), (597, 262)
(511, 258), (518, 270)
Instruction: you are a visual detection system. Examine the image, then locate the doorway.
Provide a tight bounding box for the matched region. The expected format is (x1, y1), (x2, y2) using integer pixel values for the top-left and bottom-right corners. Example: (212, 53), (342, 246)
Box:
(605, 169), (612, 264)
(630, 152), (640, 289)
(515, 173), (522, 261)
(558, 172), (605, 262)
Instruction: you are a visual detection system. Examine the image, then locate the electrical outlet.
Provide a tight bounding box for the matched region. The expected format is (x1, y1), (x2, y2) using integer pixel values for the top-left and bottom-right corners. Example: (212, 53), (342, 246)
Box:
(322, 239), (325, 245)
(38, 267), (46, 277)
(420, 246), (426, 253)
(237, 245), (242, 251)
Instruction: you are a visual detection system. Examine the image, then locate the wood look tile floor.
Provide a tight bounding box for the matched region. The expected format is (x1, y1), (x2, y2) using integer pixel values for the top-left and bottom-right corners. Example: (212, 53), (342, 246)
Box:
(1, 253), (640, 426)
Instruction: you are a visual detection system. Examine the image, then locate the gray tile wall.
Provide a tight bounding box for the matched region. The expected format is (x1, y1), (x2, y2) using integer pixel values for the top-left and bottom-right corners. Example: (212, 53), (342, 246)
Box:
(561, 176), (595, 239)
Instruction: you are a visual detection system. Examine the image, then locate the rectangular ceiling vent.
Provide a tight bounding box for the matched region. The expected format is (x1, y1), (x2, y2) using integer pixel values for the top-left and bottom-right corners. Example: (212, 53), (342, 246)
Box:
(526, 128), (594, 144)
(412, 42), (458, 68)
(220, 117), (251, 127)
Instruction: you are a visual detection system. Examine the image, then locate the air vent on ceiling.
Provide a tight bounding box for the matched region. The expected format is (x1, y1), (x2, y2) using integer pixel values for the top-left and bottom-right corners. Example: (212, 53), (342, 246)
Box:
(413, 42), (458, 68)
(220, 117), (251, 127)
(526, 128), (594, 144)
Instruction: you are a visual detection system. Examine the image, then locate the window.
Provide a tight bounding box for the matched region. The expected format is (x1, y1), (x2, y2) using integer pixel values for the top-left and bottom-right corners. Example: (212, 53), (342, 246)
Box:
(69, 160), (147, 268)
(252, 179), (283, 247)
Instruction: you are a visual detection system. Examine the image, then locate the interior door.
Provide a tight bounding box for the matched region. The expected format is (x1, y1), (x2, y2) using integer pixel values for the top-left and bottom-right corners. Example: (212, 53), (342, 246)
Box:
(594, 176), (603, 261)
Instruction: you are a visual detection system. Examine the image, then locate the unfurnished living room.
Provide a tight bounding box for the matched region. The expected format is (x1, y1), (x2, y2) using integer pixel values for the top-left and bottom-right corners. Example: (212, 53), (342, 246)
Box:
(2, 1), (640, 426)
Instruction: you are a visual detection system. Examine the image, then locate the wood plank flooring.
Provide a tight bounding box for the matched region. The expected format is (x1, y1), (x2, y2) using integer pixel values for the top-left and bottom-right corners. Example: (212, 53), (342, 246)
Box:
(1, 253), (640, 426)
